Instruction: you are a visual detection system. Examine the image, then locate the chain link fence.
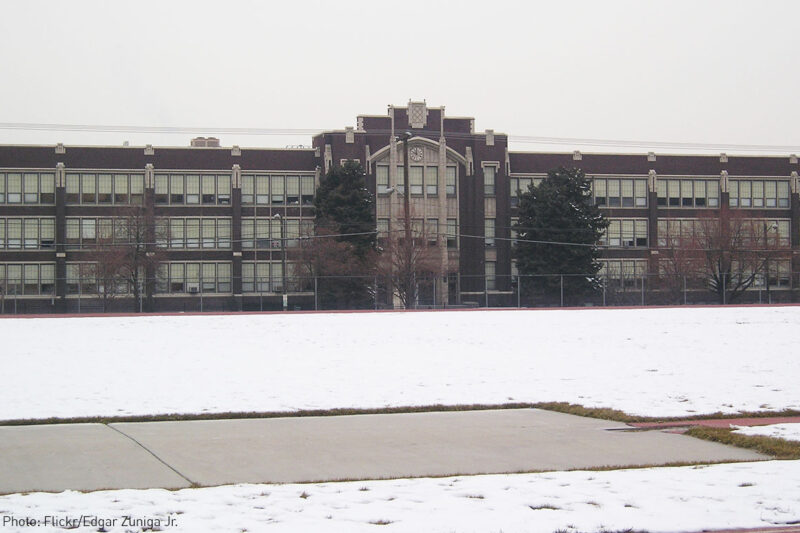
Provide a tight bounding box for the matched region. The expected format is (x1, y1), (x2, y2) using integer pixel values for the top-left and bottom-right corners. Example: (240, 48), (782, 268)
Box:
(0, 271), (798, 314)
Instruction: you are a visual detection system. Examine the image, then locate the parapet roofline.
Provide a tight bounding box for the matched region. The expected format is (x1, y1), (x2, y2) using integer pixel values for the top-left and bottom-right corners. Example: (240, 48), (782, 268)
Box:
(0, 143), (316, 151)
(509, 149), (800, 159)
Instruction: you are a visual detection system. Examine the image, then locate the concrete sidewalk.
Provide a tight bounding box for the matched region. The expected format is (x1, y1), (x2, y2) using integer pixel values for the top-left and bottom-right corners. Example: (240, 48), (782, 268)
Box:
(0, 408), (766, 494)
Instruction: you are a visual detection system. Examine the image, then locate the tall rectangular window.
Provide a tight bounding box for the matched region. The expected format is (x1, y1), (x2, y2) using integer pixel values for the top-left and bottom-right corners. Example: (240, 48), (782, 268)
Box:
(410, 166), (423, 195)
(39, 218), (56, 249)
(23, 174), (39, 203)
(202, 174), (216, 204)
(218, 219), (231, 248)
(186, 219), (200, 248)
(607, 179), (620, 206)
(286, 176), (300, 205)
(729, 181), (739, 207)
(202, 219), (216, 248)
(171, 263), (186, 293)
(41, 264), (55, 295)
(242, 175), (254, 204)
(484, 166), (496, 196)
(186, 175), (200, 204)
(8, 173), (22, 204)
(426, 166), (438, 196)
(447, 218), (457, 248)
(634, 180), (647, 206)
(130, 174), (144, 204)
(218, 175), (231, 204)
(256, 175), (269, 205)
(485, 218), (495, 246)
(81, 174), (96, 203)
(170, 219), (185, 248)
(594, 179), (607, 206)
(271, 175), (285, 205)
(777, 181), (790, 208)
(0, 174), (5, 203)
(23, 219), (38, 249)
(155, 174), (169, 204)
(446, 166), (456, 196)
(170, 174), (185, 204)
(98, 174), (112, 203)
(376, 165), (389, 193)
(301, 175), (315, 205)
(486, 261), (496, 290)
(621, 179), (634, 207)
(114, 174), (129, 204)
(217, 263), (232, 292)
(241, 219), (254, 249)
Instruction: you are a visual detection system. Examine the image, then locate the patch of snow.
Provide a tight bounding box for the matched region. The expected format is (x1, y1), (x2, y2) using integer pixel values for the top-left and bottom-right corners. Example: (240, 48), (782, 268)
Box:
(1, 461), (799, 532)
(1, 307), (799, 420)
(733, 423), (800, 442)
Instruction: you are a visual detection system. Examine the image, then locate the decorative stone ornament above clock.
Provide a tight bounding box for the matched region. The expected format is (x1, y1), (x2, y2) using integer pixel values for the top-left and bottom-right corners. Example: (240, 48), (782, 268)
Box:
(409, 146), (424, 162)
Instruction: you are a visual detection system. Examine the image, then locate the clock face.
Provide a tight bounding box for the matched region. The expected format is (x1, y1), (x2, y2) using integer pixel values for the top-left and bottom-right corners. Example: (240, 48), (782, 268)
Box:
(409, 147), (424, 162)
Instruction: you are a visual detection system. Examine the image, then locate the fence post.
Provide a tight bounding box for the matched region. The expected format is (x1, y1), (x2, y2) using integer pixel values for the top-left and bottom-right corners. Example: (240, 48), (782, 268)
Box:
(722, 273), (727, 305)
(683, 276), (687, 305)
(484, 274), (489, 308)
(603, 277), (606, 307)
(560, 275), (564, 307)
(314, 276), (318, 311)
(517, 276), (521, 308)
(641, 274), (645, 306)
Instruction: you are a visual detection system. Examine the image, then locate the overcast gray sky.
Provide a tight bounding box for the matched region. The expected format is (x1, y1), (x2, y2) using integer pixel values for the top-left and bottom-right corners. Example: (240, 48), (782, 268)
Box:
(1, 0), (798, 153)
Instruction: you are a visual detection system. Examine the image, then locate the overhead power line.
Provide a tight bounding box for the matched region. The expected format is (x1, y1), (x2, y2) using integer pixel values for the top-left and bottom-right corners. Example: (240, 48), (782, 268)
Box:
(2, 122), (800, 153)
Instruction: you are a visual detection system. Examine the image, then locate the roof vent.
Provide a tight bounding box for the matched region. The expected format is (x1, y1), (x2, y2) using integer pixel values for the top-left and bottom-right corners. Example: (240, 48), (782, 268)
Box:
(191, 137), (221, 147)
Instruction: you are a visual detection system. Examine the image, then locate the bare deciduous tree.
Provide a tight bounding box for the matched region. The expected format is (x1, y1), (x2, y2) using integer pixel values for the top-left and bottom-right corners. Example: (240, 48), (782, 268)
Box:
(658, 209), (791, 304)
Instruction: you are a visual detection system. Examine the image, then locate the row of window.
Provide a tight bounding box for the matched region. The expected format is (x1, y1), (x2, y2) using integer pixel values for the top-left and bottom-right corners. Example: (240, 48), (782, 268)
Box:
(656, 218), (791, 247)
(154, 262), (232, 294)
(155, 174), (231, 205)
(375, 165), (457, 196)
(0, 218), (55, 249)
(66, 173), (145, 205)
(242, 262), (287, 293)
(0, 172), (56, 205)
(375, 218), (458, 248)
(0, 263), (55, 295)
(509, 177), (544, 206)
(593, 179), (649, 207)
(601, 219), (649, 247)
(155, 218), (232, 249)
(729, 180), (790, 208)
(657, 179), (719, 208)
(510, 177), (792, 210)
(241, 218), (312, 249)
(241, 174), (315, 206)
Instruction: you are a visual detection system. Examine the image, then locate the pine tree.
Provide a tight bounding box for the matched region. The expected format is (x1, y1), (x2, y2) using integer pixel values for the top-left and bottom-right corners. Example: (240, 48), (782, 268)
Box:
(311, 160), (377, 308)
(512, 167), (607, 302)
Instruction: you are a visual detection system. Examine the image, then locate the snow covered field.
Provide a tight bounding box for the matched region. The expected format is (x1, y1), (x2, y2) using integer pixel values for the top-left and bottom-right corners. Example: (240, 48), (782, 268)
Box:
(1, 461), (799, 533)
(734, 423), (800, 442)
(2, 306), (799, 420)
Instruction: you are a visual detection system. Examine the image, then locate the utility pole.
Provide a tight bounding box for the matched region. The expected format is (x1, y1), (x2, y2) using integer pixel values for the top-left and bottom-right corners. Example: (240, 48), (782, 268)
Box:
(401, 132), (413, 308)
(401, 132), (411, 244)
(274, 213), (287, 311)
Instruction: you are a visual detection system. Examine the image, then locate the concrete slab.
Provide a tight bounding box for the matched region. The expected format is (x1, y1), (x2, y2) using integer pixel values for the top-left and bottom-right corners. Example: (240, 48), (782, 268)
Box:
(0, 424), (190, 494)
(111, 409), (767, 487)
